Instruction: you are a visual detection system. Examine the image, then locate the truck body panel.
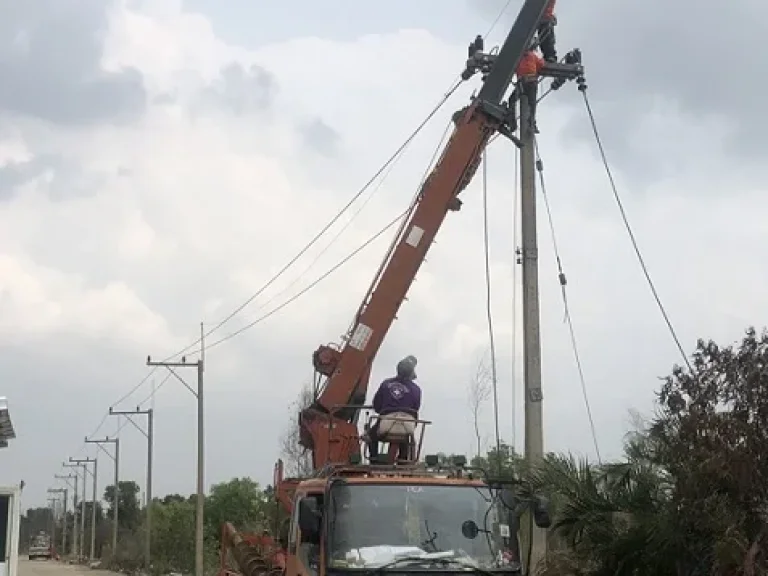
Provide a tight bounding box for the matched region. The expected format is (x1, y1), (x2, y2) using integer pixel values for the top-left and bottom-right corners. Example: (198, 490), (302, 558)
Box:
(28, 532), (52, 561)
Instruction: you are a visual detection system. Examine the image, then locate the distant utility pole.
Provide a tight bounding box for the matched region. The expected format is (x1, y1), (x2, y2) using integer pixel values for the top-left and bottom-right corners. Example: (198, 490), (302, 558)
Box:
(55, 474), (78, 558)
(517, 55), (583, 573)
(109, 407), (153, 571)
(47, 488), (67, 556)
(85, 436), (120, 556)
(47, 496), (57, 555)
(147, 322), (205, 576)
(69, 456), (97, 562)
(63, 461), (88, 560)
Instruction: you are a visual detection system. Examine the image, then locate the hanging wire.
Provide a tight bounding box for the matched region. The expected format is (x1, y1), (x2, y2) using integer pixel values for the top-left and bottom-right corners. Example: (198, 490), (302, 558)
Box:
(481, 152), (503, 472)
(581, 90), (693, 375)
(533, 138), (601, 463)
(511, 141), (520, 452)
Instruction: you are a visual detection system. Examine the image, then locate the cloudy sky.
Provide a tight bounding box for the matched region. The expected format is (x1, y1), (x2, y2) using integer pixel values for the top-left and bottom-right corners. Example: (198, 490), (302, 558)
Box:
(2, 0), (766, 509)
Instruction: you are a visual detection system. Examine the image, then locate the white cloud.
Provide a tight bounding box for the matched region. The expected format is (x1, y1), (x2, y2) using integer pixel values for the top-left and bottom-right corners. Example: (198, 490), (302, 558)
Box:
(4, 0), (768, 506)
(0, 138), (31, 166)
(0, 253), (175, 351)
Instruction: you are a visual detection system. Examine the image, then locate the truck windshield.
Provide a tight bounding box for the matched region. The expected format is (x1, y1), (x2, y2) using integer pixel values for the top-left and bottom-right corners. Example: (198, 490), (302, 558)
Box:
(327, 484), (516, 570)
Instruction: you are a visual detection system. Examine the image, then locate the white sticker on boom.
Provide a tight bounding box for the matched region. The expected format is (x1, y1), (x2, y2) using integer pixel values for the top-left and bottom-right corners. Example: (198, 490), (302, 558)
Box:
(349, 323), (373, 351)
(499, 524), (511, 538)
(405, 225), (424, 247)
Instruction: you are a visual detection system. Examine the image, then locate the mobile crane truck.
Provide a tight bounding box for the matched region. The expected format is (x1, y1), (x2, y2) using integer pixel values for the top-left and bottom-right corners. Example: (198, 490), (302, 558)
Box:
(218, 2), (584, 575)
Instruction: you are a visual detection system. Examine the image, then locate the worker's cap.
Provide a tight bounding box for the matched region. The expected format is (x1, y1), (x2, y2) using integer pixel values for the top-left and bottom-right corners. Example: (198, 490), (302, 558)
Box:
(397, 355), (418, 379)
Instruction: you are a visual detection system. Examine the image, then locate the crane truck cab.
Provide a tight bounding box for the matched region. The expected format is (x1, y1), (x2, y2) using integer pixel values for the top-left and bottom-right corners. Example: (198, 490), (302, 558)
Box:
(217, 444), (551, 576)
(281, 458), (550, 576)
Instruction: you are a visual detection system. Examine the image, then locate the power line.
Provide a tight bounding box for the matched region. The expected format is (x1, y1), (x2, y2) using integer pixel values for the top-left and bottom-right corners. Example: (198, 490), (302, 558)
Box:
(484, 0), (516, 40)
(511, 142), (520, 452)
(487, 83), (554, 147)
(63, 0), (520, 464)
(135, 372), (173, 408)
(481, 152), (503, 468)
(68, 13), (529, 451)
(533, 138), (601, 463)
(189, 115), (459, 361)
(64, 77), (466, 462)
(580, 90), (694, 375)
(63, 4), (516, 467)
(314, 117), (457, 404)
(175, 77), (465, 357)
(231, 159), (402, 329)
(159, 82), (465, 357)
(125, 76), (464, 387)
(186, 209), (411, 354)
(111, 368), (160, 409)
(77, 368), (160, 449)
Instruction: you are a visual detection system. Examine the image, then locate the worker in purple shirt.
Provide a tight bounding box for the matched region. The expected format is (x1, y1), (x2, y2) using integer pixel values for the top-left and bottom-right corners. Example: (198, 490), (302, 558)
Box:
(367, 355), (422, 462)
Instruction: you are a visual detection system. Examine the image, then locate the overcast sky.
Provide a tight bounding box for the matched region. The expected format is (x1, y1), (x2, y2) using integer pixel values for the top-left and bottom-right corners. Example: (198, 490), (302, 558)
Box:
(2, 0), (766, 509)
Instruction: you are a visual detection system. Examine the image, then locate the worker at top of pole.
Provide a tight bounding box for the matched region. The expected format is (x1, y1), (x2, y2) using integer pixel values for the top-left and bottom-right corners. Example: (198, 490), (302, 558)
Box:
(516, 47), (546, 134)
(538, 0), (557, 63)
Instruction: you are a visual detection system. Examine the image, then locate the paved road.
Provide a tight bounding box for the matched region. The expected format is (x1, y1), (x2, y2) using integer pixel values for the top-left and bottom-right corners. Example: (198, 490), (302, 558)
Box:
(19, 560), (114, 576)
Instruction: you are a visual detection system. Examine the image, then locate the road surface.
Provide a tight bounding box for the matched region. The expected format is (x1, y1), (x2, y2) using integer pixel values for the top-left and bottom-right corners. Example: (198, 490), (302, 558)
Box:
(19, 560), (115, 576)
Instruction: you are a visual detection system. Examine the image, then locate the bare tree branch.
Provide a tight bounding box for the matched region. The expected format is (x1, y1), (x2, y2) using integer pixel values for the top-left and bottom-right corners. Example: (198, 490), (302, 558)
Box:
(467, 353), (492, 458)
(278, 382), (314, 477)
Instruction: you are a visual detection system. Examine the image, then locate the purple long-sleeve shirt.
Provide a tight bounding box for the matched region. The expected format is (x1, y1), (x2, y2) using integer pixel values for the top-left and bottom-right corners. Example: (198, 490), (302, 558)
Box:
(372, 377), (421, 416)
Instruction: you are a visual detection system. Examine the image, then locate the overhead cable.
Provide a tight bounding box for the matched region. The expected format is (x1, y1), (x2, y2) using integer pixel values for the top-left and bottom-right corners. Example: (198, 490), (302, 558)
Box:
(481, 152), (503, 469)
(511, 143), (520, 450)
(70, 75), (467, 454)
(484, 0), (516, 40)
(168, 77), (466, 360)
(580, 90), (694, 375)
(533, 138), (601, 463)
(62, 0), (522, 466)
(187, 209), (412, 354)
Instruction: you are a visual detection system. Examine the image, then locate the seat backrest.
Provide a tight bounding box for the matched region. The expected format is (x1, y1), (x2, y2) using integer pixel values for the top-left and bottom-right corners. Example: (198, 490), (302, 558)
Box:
(378, 412), (417, 441)
(361, 411), (432, 463)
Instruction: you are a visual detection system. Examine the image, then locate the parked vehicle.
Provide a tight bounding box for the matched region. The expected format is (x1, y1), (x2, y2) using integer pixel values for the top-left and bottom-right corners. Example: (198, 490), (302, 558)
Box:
(27, 532), (51, 561)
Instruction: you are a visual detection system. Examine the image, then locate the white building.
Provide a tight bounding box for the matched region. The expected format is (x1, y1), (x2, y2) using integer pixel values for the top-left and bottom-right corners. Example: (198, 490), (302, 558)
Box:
(0, 398), (14, 448)
(0, 398), (20, 576)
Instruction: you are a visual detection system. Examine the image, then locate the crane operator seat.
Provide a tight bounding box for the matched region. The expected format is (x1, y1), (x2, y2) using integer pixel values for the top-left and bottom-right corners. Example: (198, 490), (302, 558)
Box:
(378, 412), (417, 442)
(367, 412), (417, 463)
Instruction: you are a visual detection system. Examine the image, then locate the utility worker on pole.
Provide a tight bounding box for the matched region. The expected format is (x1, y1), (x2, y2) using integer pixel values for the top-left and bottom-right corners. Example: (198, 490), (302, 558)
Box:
(537, 0), (557, 62)
(516, 47), (546, 134)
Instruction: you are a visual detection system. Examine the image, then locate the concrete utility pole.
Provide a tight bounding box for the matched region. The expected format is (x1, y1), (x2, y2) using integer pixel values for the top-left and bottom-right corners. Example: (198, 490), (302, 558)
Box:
(63, 461), (88, 560)
(69, 457), (97, 562)
(85, 436), (120, 556)
(518, 87), (547, 569)
(55, 474), (78, 558)
(47, 488), (67, 556)
(147, 322), (205, 576)
(47, 496), (57, 555)
(516, 55), (584, 573)
(109, 407), (153, 571)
